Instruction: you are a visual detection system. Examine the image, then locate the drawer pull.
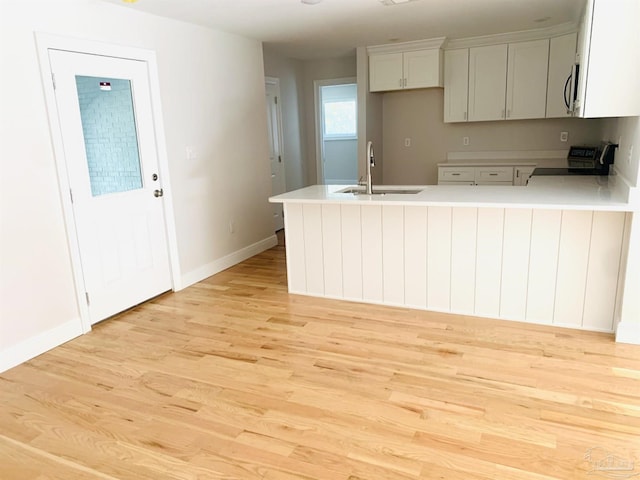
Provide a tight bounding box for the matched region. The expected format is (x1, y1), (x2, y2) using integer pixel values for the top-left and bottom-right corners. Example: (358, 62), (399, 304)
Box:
(489, 173), (498, 176)
(452, 173), (461, 176)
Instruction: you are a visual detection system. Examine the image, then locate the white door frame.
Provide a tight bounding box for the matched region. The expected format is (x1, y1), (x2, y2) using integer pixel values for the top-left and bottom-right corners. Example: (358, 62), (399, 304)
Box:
(313, 76), (357, 184)
(265, 76), (286, 231)
(35, 32), (181, 334)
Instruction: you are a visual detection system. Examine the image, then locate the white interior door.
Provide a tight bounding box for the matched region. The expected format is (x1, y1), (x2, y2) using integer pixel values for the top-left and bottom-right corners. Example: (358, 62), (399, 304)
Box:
(265, 78), (286, 231)
(48, 49), (172, 324)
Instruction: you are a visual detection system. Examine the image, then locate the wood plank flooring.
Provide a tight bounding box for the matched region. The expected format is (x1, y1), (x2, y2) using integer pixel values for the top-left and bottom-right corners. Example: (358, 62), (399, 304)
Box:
(2, 244), (640, 479)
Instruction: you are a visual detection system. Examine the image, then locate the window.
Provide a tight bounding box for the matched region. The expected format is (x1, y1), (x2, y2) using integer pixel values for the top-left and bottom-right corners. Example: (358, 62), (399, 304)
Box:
(321, 83), (357, 140)
(323, 99), (356, 138)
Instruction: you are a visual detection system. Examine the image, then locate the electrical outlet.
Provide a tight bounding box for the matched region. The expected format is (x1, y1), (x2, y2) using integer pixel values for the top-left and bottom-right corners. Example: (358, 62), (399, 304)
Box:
(463, 136), (470, 146)
(560, 131), (568, 142)
(404, 138), (411, 147)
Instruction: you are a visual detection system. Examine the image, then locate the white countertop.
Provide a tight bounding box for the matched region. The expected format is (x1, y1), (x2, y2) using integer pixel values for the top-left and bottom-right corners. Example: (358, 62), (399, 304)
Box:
(270, 175), (634, 212)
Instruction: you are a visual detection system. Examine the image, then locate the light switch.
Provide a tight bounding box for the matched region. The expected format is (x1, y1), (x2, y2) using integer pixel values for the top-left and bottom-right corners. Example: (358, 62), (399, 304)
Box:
(560, 132), (568, 142)
(404, 138), (411, 147)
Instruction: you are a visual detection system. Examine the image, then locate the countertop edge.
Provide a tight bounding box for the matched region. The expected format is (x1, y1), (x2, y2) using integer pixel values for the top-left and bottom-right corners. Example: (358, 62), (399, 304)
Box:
(269, 181), (635, 213)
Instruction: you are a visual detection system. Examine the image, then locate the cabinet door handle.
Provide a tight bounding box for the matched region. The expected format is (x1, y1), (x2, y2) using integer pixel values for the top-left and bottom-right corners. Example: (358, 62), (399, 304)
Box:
(404, 78), (407, 87)
(463, 112), (467, 121)
(501, 109), (505, 119)
(399, 78), (403, 87)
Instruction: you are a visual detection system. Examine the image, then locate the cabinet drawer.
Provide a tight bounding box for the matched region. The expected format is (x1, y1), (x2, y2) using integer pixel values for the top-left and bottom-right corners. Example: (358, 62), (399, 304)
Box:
(475, 166), (513, 182)
(438, 181), (476, 185)
(475, 181), (513, 186)
(438, 167), (475, 182)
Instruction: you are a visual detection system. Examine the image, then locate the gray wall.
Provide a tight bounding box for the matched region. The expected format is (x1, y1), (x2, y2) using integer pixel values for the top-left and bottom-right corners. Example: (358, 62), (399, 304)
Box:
(323, 139), (358, 184)
(381, 88), (606, 185)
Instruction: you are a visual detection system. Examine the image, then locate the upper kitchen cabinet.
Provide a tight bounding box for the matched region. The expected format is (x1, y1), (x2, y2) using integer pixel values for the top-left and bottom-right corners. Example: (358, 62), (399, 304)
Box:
(444, 49), (469, 123)
(574, 0), (640, 117)
(506, 39), (549, 120)
(444, 25), (576, 123)
(368, 38), (445, 92)
(546, 32), (577, 118)
(468, 44), (508, 121)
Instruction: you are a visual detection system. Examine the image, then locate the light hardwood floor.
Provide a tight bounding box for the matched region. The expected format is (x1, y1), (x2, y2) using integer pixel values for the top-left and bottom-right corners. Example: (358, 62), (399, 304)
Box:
(2, 244), (640, 479)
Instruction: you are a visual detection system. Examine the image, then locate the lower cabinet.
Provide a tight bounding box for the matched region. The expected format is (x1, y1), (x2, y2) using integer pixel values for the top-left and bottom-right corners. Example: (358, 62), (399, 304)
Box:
(438, 165), (532, 185)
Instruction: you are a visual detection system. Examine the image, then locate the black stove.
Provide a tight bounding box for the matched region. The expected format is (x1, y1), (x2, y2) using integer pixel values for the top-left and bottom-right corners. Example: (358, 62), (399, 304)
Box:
(532, 167), (610, 176)
(532, 142), (618, 177)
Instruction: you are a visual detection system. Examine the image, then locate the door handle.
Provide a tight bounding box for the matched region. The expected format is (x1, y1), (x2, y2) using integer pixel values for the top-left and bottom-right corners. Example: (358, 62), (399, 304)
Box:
(154, 188), (164, 198)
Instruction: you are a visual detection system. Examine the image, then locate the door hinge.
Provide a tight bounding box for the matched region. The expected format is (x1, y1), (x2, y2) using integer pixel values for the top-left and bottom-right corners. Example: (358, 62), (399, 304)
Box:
(51, 72), (56, 90)
(85, 292), (90, 306)
(274, 96), (278, 105)
(69, 188), (73, 203)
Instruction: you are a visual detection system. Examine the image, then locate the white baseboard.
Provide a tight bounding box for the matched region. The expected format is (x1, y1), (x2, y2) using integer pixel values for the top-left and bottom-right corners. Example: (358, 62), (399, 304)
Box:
(616, 320), (640, 345)
(0, 318), (83, 374)
(179, 235), (278, 290)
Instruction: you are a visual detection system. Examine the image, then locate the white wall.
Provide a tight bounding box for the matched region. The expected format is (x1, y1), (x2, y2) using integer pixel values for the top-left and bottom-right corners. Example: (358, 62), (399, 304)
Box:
(262, 47), (307, 191)
(0, 0), (274, 370)
(602, 116), (640, 188)
(602, 116), (640, 344)
(381, 88), (605, 185)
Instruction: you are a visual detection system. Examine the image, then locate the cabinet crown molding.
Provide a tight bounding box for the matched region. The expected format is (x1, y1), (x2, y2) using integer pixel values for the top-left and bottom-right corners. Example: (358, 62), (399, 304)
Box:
(367, 37), (446, 55)
(445, 22), (578, 50)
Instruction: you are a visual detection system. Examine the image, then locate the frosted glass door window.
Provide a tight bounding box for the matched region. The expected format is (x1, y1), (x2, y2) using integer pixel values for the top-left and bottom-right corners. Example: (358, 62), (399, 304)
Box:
(75, 76), (143, 196)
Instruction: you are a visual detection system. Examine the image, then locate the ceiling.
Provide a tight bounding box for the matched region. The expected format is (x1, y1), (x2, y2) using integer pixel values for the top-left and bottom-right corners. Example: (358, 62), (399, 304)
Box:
(102, 0), (585, 59)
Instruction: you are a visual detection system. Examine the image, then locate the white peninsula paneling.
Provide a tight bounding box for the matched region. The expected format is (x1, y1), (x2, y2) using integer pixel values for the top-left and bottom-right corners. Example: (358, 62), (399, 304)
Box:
(500, 208), (532, 320)
(361, 205), (383, 302)
(427, 207), (452, 311)
(341, 205), (363, 301)
(554, 211), (593, 327)
(526, 209), (562, 324)
(282, 203), (626, 333)
(451, 208), (478, 314)
(321, 204), (343, 298)
(583, 211), (626, 331)
(383, 205), (405, 305)
(404, 207), (428, 308)
(283, 203), (306, 293)
(475, 208), (505, 317)
(302, 204), (325, 296)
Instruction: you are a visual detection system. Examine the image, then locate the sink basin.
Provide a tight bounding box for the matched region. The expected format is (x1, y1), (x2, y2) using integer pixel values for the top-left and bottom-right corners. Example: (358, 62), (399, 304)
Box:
(338, 186), (423, 195)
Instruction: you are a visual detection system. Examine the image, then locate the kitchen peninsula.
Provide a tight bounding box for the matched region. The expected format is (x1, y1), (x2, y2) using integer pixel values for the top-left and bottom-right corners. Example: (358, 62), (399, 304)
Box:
(270, 176), (634, 334)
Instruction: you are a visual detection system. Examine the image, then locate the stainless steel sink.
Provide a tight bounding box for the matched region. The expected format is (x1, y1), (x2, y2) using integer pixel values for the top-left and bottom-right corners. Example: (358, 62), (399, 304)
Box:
(338, 186), (423, 195)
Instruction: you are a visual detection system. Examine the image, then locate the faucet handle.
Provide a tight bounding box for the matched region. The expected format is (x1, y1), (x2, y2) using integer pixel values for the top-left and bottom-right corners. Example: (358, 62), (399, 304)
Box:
(358, 176), (366, 186)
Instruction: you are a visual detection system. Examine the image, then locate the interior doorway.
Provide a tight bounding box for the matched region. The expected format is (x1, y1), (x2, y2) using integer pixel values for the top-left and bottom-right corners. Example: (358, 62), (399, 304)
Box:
(265, 77), (286, 231)
(37, 34), (179, 331)
(314, 78), (358, 185)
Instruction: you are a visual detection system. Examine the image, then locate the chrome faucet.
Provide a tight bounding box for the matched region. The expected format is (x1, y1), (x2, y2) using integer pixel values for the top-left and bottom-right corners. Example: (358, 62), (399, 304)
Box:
(366, 140), (375, 194)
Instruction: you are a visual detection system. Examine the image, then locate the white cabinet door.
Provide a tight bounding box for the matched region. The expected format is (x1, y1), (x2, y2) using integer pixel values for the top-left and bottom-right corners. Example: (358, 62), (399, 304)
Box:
(444, 49), (469, 123)
(506, 39), (549, 120)
(468, 44), (508, 121)
(576, 0), (640, 117)
(546, 33), (577, 118)
(404, 49), (443, 89)
(369, 53), (403, 92)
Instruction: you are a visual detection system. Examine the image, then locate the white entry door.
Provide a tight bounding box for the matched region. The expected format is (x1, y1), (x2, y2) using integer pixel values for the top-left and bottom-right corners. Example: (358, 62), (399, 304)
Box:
(48, 49), (172, 324)
(265, 78), (286, 231)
